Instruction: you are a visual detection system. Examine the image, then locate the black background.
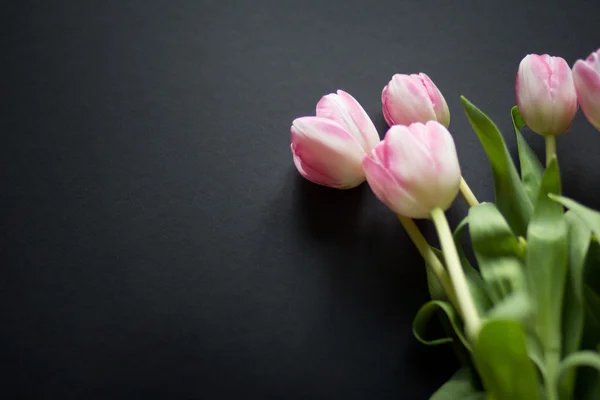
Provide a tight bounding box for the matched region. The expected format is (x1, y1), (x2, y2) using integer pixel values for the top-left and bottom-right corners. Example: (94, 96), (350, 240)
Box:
(2, 1), (600, 399)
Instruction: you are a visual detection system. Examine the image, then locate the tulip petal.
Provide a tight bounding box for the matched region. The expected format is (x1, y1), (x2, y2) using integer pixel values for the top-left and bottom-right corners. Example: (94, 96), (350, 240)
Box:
(291, 116), (366, 188)
(363, 121), (461, 218)
(573, 59), (600, 130)
(382, 75), (432, 126)
(381, 85), (395, 126)
(291, 143), (338, 187)
(419, 73), (451, 127)
(391, 74), (437, 126)
(363, 154), (427, 218)
(381, 73), (450, 128)
(384, 124), (435, 187)
(517, 55), (551, 133)
(516, 54), (577, 135)
(316, 90), (380, 153)
(424, 121), (462, 211)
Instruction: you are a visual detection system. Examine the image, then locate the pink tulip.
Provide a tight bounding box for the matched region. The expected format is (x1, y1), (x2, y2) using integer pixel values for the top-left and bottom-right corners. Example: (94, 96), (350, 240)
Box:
(291, 90), (380, 189)
(381, 73), (450, 128)
(573, 49), (600, 130)
(516, 54), (578, 136)
(316, 90), (381, 152)
(363, 121), (461, 218)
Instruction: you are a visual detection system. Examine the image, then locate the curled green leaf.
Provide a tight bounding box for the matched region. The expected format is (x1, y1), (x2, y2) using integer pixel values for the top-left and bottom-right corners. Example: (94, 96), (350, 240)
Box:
(412, 300), (470, 351)
(559, 351), (600, 383)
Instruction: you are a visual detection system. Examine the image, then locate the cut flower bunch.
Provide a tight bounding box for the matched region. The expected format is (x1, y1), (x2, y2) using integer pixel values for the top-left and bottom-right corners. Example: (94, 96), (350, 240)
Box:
(290, 49), (600, 399)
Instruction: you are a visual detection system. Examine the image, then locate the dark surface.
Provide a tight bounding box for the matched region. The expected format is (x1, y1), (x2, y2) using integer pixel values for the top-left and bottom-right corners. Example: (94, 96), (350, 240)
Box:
(1, 1), (600, 399)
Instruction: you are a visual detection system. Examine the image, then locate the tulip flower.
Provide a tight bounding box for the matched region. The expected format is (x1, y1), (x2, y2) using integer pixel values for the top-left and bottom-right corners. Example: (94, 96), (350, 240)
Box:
(381, 73), (450, 128)
(573, 48), (600, 130)
(362, 121), (461, 218)
(516, 54), (578, 136)
(316, 90), (380, 153)
(291, 91), (380, 189)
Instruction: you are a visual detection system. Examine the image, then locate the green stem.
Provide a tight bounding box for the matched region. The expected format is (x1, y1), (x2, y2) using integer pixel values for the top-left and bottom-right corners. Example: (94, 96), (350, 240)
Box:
(545, 350), (560, 400)
(430, 207), (481, 340)
(459, 177), (479, 208)
(545, 135), (557, 167)
(397, 215), (458, 310)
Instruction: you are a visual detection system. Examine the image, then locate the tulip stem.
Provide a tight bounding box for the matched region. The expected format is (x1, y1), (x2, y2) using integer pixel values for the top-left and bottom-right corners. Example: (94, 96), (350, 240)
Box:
(397, 215), (458, 310)
(545, 135), (557, 167)
(430, 207), (481, 341)
(459, 177), (479, 207)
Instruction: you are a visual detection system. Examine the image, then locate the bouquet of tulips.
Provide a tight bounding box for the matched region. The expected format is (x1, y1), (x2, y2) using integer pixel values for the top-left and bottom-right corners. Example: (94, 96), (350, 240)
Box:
(290, 49), (600, 399)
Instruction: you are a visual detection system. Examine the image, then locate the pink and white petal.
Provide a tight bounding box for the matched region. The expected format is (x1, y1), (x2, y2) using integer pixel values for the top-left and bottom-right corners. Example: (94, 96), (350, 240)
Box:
(292, 116), (364, 157)
(574, 60), (600, 130)
(385, 124), (435, 185)
(336, 90), (380, 152)
(363, 155), (422, 216)
(387, 75), (434, 125)
(316, 91), (380, 153)
(291, 117), (366, 187)
(586, 49), (600, 73)
(427, 124), (462, 210)
(547, 58), (577, 134)
(419, 73), (450, 127)
(381, 84), (396, 126)
(316, 94), (351, 131)
(384, 76), (410, 125)
(291, 143), (340, 187)
(517, 61), (549, 132)
(423, 122), (460, 177)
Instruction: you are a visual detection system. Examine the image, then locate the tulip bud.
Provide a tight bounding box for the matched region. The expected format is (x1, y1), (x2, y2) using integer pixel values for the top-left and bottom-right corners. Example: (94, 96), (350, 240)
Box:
(573, 49), (600, 130)
(291, 90), (380, 189)
(291, 117), (368, 189)
(363, 121), (461, 218)
(316, 90), (380, 153)
(381, 73), (450, 128)
(516, 54), (578, 136)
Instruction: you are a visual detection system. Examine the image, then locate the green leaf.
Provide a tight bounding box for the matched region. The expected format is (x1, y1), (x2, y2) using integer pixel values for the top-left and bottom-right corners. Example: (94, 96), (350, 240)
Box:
(583, 285), (600, 345)
(578, 287), (600, 400)
(472, 319), (540, 399)
(559, 351), (600, 400)
(524, 333), (546, 376)
(583, 285), (600, 332)
(584, 241), (600, 305)
(453, 216), (475, 271)
(511, 105), (526, 131)
(511, 106), (543, 203)
(486, 291), (532, 323)
(549, 194), (600, 247)
(430, 367), (485, 400)
(461, 97), (532, 236)
(560, 351), (600, 375)
(525, 156), (568, 353)
(560, 212), (592, 398)
(453, 217), (493, 315)
(468, 202), (526, 303)
(412, 300), (470, 351)
(563, 212), (593, 353)
(426, 251), (447, 302)
(427, 249), (474, 367)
